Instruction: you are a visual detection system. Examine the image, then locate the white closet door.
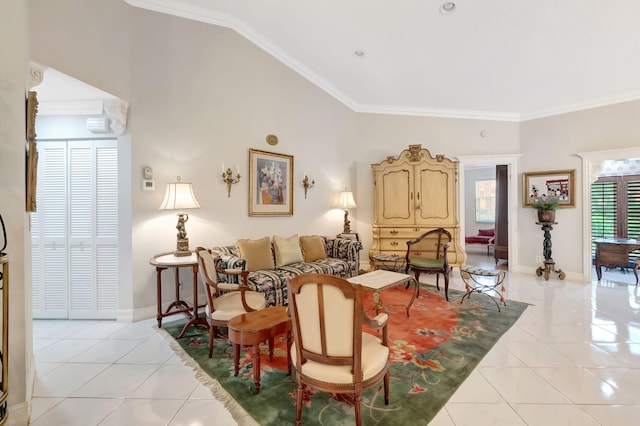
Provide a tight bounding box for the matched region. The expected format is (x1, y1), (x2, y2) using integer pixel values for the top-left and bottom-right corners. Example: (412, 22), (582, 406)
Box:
(32, 139), (118, 319)
(32, 142), (68, 318)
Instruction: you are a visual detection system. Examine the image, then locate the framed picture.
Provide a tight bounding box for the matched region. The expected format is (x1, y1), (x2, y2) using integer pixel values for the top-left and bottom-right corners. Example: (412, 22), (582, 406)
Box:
(249, 148), (294, 216)
(522, 169), (576, 208)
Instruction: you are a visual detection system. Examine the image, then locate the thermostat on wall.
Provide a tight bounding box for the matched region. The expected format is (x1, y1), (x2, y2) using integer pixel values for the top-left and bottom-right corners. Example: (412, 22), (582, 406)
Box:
(142, 180), (155, 191)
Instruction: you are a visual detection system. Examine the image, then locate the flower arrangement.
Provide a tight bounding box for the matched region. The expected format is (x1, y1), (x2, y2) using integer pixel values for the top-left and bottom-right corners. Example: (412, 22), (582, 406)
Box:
(259, 161), (284, 190)
(531, 196), (559, 211)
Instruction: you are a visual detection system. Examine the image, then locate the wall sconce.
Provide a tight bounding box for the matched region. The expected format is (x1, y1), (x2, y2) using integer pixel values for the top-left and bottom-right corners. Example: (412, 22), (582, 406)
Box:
(221, 164), (241, 197)
(338, 190), (357, 233)
(159, 176), (201, 256)
(301, 175), (315, 199)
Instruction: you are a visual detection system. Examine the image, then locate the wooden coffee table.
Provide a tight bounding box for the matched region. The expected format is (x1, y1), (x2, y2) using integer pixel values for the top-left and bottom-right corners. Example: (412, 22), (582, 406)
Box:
(347, 270), (416, 317)
(227, 306), (292, 394)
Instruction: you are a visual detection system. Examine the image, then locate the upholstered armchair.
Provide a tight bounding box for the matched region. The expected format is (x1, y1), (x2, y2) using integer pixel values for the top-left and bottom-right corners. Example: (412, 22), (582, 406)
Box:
(405, 228), (452, 301)
(195, 247), (266, 358)
(287, 273), (390, 426)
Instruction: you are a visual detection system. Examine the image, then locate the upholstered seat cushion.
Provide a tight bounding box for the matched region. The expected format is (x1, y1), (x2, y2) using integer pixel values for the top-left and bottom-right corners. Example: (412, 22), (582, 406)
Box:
(291, 332), (389, 383)
(408, 258), (445, 269)
(209, 291), (266, 321)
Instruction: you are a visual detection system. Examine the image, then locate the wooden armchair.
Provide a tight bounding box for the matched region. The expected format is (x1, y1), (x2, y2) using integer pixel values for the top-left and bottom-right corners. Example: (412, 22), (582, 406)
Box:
(405, 228), (452, 301)
(195, 247), (266, 358)
(287, 274), (390, 426)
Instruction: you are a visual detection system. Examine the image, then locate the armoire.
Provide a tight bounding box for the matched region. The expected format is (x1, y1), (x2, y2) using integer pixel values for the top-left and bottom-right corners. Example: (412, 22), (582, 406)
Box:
(370, 145), (465, 268)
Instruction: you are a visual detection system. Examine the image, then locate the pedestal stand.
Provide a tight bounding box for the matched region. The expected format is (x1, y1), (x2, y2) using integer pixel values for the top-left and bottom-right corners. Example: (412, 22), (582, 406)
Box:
(535, 221), (566, 281)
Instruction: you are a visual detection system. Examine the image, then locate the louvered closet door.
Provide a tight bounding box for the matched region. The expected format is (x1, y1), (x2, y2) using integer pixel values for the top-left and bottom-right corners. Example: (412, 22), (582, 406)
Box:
(32, 139), (118, 319)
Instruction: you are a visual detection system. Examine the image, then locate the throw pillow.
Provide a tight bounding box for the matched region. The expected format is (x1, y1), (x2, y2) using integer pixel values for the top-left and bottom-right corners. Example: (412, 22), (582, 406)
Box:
(300, 235), (327, 262)
(237, 237), (275, 271)
(273, 234), (304, 267)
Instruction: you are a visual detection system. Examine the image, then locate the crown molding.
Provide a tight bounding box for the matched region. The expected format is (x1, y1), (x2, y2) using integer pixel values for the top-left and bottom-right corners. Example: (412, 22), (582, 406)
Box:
(353, 104), (521, 122)
(520, 90), (640, 121)
(37, 100), (105, 116)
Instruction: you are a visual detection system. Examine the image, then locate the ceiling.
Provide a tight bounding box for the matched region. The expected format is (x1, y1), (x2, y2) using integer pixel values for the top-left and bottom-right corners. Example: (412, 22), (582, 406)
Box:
(40, 1), (640, 122)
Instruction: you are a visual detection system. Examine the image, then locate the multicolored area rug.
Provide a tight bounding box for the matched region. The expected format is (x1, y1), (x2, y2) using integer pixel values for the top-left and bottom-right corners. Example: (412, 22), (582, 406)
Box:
(162, 284), (528, 425)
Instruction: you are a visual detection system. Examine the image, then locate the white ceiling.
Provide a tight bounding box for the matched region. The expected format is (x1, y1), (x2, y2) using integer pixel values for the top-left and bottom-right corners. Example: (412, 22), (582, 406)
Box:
(41, 1), (640, 122)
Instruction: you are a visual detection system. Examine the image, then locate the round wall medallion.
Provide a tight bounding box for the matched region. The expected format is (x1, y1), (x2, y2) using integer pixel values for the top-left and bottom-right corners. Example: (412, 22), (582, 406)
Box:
(266, 134), (279, 146)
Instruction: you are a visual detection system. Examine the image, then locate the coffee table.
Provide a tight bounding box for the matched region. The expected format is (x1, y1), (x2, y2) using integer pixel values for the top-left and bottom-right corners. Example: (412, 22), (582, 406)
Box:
(347, 270), (416, 317)
(227, 306), (292, 394)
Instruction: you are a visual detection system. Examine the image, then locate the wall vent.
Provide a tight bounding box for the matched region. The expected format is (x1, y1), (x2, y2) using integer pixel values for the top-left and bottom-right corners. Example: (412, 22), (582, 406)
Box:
(86, 117), (111, 133)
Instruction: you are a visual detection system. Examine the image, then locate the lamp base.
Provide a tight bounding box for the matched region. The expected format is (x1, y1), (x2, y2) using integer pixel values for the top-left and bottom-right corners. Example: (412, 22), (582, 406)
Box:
(174, 238), (191, 257)
(343, 210), (352, 234)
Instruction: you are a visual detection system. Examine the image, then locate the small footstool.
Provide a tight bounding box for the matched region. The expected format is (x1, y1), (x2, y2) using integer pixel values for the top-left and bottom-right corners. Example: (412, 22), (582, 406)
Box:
(460, 265), (506, 312)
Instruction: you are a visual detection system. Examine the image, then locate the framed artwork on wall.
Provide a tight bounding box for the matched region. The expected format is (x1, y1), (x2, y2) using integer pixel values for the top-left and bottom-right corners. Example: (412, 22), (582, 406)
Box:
(249, 148), (294, 216)
(522, 169), (576, 208)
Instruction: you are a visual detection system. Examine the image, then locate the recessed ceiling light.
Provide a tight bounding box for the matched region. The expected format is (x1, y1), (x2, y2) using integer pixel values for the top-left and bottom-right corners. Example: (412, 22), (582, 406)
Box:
(440, 2), (456, 14)
(353, 50), (365, 57)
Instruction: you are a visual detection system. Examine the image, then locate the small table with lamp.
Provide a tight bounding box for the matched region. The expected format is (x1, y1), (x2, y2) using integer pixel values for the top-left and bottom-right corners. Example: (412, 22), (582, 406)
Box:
(149, 252), (207, 338)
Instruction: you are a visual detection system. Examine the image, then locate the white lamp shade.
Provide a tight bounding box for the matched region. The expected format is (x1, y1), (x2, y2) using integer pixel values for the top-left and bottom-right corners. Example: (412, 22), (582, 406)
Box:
(339, 191), (357, 209)
(159, 181), (201, 210)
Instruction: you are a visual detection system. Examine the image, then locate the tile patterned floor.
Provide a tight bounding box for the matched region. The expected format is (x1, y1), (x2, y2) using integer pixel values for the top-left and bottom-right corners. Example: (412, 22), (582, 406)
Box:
(29, 255), (640, 425)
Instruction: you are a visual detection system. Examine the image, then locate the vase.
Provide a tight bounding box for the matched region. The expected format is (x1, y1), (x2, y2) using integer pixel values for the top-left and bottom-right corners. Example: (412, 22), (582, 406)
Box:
(537, 210), (555, 223)
(269, 187), (281, 203)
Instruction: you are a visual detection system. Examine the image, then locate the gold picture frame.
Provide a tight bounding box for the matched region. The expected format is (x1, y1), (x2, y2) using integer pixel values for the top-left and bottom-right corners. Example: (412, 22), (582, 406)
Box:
(522, 169), (576, 208)
(26, 91), (39, 212)
(249, 148), (294, 216)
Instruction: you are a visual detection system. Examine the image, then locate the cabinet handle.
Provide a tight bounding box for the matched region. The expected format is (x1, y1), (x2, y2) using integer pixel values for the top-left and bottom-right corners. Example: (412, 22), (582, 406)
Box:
(390, 230), (398, 235)
(390, 241), (398, 247)
(413, 228), (421, 232)
(416, 192), (421, 209)
(410, 192), (413, 200)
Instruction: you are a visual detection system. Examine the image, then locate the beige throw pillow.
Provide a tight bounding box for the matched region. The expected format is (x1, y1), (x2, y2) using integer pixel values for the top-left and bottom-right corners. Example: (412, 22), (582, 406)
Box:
(273, 234), (304, 267)
(300, 235), (326, 262)
(237, 237), (275, 271)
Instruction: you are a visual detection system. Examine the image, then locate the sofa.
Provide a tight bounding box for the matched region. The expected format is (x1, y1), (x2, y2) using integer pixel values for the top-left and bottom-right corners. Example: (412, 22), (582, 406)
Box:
(464, 228), (495, 254)
(209, 234), (363, 307)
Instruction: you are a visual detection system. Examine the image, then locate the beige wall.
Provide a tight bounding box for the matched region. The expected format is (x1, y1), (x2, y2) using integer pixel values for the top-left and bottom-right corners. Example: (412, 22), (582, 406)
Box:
(1, 0), (31, 421)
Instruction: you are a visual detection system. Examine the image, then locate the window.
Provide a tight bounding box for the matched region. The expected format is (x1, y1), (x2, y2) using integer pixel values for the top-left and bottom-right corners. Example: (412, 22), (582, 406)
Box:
(591, 174), (640, 263)
(475, 179), (496, 223)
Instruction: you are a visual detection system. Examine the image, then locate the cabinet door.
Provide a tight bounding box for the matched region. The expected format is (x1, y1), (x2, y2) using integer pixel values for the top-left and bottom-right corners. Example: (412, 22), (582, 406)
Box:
(374, 163), (415, 225)
(415, 165), (453, 225)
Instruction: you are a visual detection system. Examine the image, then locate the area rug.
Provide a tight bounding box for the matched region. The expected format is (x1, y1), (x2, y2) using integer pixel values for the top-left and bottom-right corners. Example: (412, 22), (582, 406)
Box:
(162, 285), (528, 425)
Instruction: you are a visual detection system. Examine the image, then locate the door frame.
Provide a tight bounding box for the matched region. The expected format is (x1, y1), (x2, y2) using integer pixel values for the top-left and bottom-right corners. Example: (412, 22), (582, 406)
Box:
(578, 147), (640, 282)
(456, 154), (522, 270)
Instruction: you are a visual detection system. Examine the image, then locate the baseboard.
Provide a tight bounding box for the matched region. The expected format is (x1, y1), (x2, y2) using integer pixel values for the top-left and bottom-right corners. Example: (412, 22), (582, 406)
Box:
(6, 401), (29, 426)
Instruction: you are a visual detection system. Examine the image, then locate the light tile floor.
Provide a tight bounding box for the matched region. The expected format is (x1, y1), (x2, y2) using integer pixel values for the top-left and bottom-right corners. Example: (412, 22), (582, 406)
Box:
(30, 257), (640, 425)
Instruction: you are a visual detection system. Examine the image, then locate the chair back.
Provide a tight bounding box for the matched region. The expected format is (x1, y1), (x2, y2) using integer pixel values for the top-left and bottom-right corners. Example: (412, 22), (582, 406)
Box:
(196, 246), (218, 308)
(288, 274), (363, 370)
(405, 227), (452, 261)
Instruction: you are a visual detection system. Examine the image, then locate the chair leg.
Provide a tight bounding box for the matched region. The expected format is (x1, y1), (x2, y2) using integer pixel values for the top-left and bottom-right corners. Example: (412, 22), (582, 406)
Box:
(354, 394), (362, 426)
(443, 272), (450, 301)
(295, 383), (305, 425)
(435, 273), (440, 291)
(384, 370), (390, 405)
(208, 325), (215, 358)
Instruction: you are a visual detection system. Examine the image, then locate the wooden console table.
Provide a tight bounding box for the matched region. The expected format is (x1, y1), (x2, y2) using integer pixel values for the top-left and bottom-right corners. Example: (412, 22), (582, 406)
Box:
(594, 237), (640, 281)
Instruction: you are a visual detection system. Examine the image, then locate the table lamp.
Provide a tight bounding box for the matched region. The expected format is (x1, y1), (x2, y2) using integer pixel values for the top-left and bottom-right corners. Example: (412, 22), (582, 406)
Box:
(339, 190), (357, 233)
(159, 176), (201, 256)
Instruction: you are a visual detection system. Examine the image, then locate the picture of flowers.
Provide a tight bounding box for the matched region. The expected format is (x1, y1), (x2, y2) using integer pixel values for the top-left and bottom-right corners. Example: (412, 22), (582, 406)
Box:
(249, 148), (294, 216)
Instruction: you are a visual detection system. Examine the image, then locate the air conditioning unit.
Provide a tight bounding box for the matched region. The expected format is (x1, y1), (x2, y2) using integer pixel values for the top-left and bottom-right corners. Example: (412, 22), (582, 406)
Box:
(86, 117), (111, 133)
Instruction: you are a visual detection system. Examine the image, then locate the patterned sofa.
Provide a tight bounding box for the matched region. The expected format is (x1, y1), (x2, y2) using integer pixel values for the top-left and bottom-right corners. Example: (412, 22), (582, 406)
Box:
(209, 235), (362, 307)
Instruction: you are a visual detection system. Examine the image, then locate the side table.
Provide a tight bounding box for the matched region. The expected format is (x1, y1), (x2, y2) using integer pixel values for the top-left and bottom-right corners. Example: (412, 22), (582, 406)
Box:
(370, 253), (406, 272)
(149, 252), (207, 338)
(228, 306), (292, 394)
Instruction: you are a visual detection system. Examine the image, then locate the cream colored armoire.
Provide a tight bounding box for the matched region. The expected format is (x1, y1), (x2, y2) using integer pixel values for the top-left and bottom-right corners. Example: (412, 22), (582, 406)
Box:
(370, 144), (465, 268)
